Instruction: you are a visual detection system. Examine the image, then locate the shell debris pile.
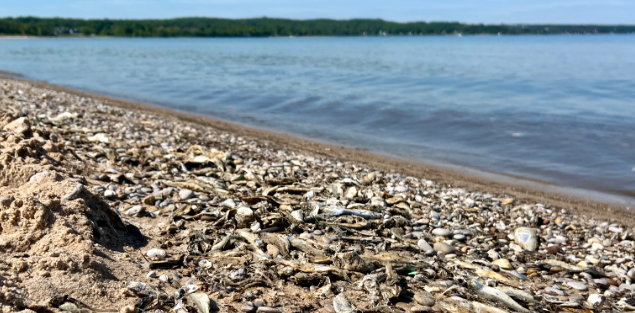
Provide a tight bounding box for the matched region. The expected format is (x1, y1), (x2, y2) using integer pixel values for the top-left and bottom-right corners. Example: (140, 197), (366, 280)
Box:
(1, 77), (635, 313)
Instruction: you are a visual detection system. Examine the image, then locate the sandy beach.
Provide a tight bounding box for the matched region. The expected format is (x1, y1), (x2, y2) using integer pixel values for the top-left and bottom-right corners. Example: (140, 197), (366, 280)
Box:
(2, 75), (635, 312)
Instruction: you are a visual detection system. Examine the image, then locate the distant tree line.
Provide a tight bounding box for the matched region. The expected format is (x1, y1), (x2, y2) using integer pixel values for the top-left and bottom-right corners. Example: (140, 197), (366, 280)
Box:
(1, 17), (634, 37)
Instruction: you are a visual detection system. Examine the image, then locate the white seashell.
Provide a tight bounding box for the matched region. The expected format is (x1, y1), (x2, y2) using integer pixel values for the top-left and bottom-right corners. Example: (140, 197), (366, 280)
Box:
(469, 280), (529, 313)
(198, 259), (212, 269)
(146, 248), (167, 261)
(291, 210), (304, 223)
(49, 111), (78, 123)
(588, 294), (605, 307)
(29, 171), (51, 184)
(88, 133), (109, 143)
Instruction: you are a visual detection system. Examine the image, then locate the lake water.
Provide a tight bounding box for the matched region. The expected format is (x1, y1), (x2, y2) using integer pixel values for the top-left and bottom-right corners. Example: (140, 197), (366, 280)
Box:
(1, 36), (635, 202)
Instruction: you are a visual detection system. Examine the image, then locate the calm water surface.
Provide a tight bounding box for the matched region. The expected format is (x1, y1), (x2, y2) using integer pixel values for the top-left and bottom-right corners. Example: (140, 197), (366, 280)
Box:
(1, 36), (634, 201)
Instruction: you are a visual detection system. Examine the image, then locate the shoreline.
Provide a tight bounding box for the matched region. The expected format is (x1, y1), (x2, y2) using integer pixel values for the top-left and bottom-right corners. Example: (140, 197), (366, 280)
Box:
(3, 73), (633, 224)
(4, 72), (635, 312)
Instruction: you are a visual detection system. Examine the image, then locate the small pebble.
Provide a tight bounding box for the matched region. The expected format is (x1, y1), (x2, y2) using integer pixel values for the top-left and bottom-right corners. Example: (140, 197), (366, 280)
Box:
(566, 281), (588, 291)
(125, 205), (144, 216)
(433, 242), (456, 254)
(240, 306), (256, 313)
(545, 287), (566, 296)
(431, 228), (452, 237)
(418, 239), (433, 252)
(179, 189), (194, 200)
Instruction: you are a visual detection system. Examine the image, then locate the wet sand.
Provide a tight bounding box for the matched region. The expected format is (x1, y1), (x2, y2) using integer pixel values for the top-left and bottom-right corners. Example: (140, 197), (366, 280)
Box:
(3, 73), (634, 226)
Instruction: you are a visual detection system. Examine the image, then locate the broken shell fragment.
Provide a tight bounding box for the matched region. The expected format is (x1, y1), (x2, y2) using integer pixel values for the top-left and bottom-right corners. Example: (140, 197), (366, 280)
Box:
(88, 133), (109, 143)
(491, 258), (513, 270)
(468, 280), (528, 313)
(414, 292), (435, 307)
(235, 206), (255, 228)
(514, 227), (538, 251)
(333, 294), (354, 313)
(334, 252), (375, 273)
(187, 292), (211, 313)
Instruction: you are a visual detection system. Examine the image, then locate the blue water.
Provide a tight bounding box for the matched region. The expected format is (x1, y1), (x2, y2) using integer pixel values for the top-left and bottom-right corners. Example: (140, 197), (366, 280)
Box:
(1, 36), (635, 198)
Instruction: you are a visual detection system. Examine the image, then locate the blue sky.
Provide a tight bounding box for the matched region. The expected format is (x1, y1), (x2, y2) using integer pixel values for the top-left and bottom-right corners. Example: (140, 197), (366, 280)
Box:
(2, 0), (634, 24)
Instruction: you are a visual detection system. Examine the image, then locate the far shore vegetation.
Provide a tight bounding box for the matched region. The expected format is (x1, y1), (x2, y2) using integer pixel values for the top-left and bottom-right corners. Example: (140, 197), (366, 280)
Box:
(1, 17), (635, 37)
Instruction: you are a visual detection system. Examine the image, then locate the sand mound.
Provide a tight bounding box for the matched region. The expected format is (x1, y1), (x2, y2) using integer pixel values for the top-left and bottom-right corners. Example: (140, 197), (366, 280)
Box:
(0, 115), (133, 312)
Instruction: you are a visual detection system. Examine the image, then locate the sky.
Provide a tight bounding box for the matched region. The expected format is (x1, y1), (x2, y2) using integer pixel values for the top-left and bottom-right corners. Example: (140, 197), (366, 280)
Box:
(2, 0), (634, 24)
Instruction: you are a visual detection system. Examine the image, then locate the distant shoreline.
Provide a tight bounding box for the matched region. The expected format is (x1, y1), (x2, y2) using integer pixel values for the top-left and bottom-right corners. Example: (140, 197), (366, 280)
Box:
(2, 16), (635, 37)
(0, 35), (33, 39)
